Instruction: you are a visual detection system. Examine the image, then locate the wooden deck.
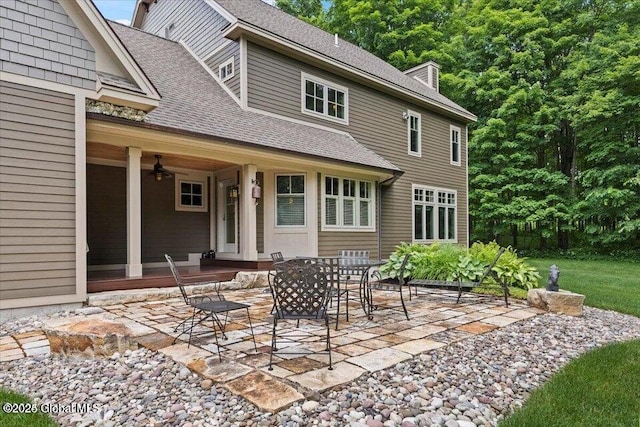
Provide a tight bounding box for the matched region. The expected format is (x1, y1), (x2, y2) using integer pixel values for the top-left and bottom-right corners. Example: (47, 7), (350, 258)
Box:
(87, 265), (258, 293)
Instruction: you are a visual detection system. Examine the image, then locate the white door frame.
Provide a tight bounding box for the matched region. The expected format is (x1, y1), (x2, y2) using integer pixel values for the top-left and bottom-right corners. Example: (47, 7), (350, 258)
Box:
(217, 178), (238, 254)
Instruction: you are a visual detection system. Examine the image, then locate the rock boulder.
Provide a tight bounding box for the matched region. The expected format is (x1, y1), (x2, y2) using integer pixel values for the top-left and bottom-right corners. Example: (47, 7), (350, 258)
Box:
(527, 288), (585, 316)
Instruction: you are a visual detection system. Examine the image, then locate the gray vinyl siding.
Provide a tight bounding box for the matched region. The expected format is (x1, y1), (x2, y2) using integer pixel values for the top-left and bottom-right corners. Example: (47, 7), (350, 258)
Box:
(0, 80), (76, 300)
(140, 0), (230, 59)
(86, 163), (211, 265)
(204, 41), (240, 99)
(256, 172), (264, 253)
(317, 174), (379, 259)
(0, 0), (96, 90)
(87, 164), (126, 265)
(142, 173), (211, 263)
(246, 43), (468, 256)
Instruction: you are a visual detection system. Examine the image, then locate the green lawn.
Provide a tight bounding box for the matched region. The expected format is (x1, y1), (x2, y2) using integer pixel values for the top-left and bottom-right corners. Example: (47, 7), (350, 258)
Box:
(527, 258), (640, 318)
(0, 388), (57, 427)
(500, 339), (640, 427)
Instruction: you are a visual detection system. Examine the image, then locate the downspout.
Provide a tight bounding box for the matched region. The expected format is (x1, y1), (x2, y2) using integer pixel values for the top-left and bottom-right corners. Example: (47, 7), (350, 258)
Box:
(377, 171), (403, 259)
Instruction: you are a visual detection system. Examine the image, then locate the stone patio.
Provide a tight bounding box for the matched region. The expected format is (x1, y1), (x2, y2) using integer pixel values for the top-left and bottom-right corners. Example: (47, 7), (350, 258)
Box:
(1, 288), (541, 413)
(98, 288), (540, 412)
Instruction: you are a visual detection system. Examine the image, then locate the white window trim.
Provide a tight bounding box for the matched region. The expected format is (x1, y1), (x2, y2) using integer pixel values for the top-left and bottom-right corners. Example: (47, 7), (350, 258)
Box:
(411, 184), (457, 243)
(219, 57), (234, 82)
(275, 173), (306, 228)
(175, 178), (208, 213)
(450, 124), (461, 166)
(407, 109), (421, 157)
(321, 175), (376, 232)
(300, 72), (349, 125)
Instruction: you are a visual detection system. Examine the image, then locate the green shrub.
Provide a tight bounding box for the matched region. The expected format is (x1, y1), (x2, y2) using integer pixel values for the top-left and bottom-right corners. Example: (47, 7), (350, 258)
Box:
(381, 240), (541, 290)
(469, 241), (541, 290)
(412, 243), (466, 280)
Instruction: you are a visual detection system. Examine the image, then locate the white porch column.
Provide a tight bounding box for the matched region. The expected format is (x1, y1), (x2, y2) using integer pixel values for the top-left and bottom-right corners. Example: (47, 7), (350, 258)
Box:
(240, 164), (258, 261)
(126, 147), (143, 277)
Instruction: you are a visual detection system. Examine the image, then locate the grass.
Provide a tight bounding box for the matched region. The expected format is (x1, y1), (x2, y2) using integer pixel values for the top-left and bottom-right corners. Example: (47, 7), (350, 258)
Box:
(500, 340), (640, 427)
(0, 388), (57, 427)
(527, 258), (640, 317)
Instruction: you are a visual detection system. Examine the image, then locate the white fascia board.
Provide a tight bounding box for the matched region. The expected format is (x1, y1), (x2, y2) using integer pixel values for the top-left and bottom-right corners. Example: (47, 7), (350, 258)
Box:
(204, 0), (238, 24)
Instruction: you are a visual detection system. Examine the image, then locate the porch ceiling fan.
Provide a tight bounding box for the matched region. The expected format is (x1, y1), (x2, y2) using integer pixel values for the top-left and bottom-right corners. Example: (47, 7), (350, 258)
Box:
(150, 154), (173, 182)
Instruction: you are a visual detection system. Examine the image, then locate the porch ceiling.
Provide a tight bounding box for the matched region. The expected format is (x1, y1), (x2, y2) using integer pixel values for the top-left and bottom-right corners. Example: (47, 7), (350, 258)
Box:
(87, 141), (236, 171)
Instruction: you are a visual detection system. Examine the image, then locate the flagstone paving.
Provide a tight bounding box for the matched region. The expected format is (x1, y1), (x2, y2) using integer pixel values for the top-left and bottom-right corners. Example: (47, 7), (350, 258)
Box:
(0, 287), (542, 411)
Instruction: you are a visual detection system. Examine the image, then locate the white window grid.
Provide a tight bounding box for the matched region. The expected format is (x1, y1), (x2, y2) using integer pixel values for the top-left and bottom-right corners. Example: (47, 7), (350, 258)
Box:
(322, 176), (374, 230)
(407, 109), (421, 157)
(412, 184), (456, 243)
(219, 57), (234, 82)
(301, 72), (349, 124)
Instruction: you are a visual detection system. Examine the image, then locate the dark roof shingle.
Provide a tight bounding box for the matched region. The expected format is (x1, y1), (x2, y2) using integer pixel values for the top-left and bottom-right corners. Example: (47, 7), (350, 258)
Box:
(109, 23), (400, 173)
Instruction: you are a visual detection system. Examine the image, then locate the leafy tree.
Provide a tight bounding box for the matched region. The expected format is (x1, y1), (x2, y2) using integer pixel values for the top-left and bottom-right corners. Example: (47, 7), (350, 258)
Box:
(278, 0), (640, 251)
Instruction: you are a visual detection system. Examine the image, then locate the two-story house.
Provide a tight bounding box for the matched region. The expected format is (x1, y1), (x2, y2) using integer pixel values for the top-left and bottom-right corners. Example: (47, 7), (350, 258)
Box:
(0, 0), (475, 317)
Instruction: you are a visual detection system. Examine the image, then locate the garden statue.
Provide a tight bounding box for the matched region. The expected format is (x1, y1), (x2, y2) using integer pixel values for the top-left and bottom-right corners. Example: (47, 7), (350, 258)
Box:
(546, 264), (560, 291)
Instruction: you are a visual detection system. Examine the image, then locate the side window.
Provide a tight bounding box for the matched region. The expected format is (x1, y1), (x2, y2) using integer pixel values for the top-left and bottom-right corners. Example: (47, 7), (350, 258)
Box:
(175, 179), (208, 212)
(276, 174), (305, 227)
(219, 57), (234, 82)
(450, 125), (461, 166)
(407, 110), (421, 156)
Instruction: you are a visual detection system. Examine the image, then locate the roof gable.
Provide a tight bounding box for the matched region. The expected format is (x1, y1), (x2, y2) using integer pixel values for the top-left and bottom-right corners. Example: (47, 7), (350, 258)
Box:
(60, 0), (160, 109)
(108, 23), (400, 174)
(212, 0), (475, 122)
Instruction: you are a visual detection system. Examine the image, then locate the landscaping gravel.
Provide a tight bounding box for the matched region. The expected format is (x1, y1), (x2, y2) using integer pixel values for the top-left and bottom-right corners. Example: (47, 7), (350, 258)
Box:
(1, 306), (639, 426)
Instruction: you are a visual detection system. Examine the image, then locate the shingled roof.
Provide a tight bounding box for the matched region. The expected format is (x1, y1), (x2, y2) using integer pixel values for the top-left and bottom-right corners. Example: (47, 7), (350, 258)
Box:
(108, 22), (400, 173)
(214, 0), (475, 121)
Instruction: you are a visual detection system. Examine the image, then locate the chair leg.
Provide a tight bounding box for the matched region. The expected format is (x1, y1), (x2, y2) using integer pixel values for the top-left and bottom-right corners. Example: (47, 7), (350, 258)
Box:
(188, 307), (197, 348)
(399, 286), (409, 321)
(246, 308), (257, 353)
(325, 316), (333, 370)
(212, 314), (222, 362)
(345, 288), (349, 322)
(268, 317), (278, 371)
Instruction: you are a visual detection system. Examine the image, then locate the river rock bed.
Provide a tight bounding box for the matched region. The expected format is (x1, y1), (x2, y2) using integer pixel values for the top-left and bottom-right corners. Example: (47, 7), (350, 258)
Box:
(1, 307), (638, 426)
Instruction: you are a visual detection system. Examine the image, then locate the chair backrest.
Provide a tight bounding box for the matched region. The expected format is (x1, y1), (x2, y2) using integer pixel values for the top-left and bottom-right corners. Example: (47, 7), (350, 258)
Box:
(271, 252), (284, 263)
(165, 254), (189, 304)
(476, 247), (506, 286)
(271, 259), (332, 319)
(396, 253), (411, 285)
(338, 250), (370, 277)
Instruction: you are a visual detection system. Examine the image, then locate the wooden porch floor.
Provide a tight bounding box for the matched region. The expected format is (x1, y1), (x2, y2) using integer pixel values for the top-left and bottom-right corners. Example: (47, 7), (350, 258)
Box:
(87, 265), (257, 293)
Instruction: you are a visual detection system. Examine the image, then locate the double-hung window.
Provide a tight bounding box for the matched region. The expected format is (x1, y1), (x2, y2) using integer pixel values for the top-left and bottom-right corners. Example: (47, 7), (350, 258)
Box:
(301, 72), (348, 123)
(276, 174), (305, 227)
(407, 110), (421, 156)
(323, 176), (374, 230)
(450, 125), (461, 166)
(413, 184), (456, 242)
(219, 57), (234, 82)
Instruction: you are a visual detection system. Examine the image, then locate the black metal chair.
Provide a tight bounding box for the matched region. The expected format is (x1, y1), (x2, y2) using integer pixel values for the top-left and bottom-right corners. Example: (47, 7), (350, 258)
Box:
(165, 254), (257, 361)
(334, 250), (370, 329)
(364, 253), (412, 320)
(268, 259), (333, 370)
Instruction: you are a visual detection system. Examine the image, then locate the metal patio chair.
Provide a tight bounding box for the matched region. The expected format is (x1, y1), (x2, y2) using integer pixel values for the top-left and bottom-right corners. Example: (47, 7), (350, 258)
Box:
(268, 259), (334, 370)
(165, 254), (257, 361)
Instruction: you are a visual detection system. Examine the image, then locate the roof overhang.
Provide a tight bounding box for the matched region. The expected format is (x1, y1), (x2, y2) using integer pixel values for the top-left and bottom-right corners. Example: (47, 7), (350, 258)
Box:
(87, 113), (403, 180)
(60, 0), (160, 111)
(223, 21), (477, 123)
